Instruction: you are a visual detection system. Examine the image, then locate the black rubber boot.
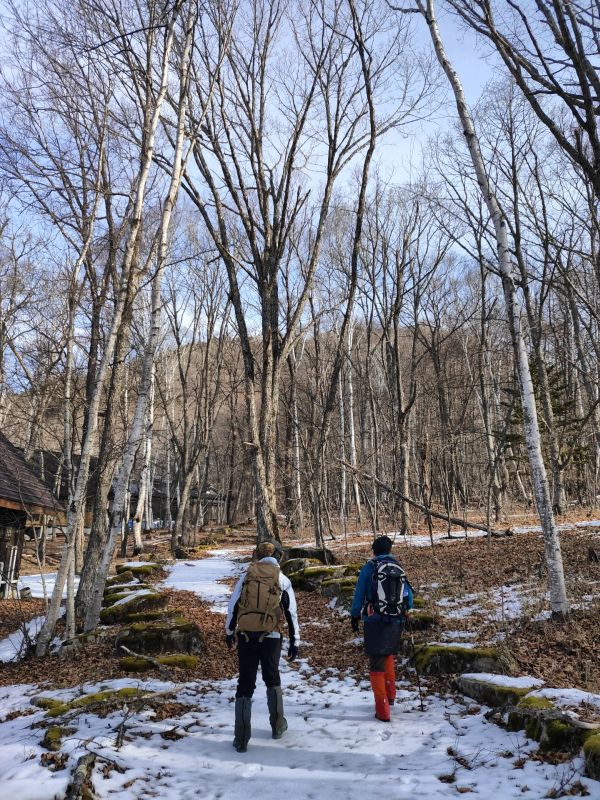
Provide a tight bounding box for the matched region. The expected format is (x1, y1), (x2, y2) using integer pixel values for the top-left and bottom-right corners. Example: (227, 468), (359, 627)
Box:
(233, 697), (252, 753)
(266, 686), (288, 739)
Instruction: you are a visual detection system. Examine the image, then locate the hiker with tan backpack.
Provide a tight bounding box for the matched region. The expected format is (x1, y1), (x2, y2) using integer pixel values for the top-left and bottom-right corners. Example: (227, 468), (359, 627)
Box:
(225, 541), (300, 753)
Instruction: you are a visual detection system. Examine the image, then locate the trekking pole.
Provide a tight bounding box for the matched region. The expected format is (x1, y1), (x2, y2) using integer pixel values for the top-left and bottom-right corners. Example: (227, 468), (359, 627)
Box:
(406, 617), (425, 712)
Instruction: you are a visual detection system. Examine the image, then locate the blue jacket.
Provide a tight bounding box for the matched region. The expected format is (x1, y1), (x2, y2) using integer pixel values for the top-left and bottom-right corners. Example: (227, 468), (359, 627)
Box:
(350, 554), (414, 619)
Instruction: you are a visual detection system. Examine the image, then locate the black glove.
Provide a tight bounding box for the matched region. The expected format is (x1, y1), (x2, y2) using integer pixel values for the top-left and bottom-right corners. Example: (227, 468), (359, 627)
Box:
(351, 616), (360, 633)
(225, 634), (234, 650)
(288, 642), (298, 660)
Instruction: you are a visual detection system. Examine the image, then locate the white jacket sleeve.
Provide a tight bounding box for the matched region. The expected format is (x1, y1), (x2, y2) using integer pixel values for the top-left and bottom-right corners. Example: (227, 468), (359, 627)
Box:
(225, 571), (246, 635)
(279, 572), (300, 646)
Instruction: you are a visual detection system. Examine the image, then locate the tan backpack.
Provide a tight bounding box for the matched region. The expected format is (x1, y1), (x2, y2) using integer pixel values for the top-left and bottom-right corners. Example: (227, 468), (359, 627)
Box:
(236, 561), (282, 636)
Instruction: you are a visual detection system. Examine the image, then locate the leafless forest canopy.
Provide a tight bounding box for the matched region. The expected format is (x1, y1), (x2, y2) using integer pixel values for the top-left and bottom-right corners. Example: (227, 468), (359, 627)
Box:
(0, 0), (599, 634)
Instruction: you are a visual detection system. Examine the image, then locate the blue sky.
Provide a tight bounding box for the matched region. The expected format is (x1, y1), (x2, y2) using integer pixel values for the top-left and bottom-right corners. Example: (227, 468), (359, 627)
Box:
(377, 4), (499, 183)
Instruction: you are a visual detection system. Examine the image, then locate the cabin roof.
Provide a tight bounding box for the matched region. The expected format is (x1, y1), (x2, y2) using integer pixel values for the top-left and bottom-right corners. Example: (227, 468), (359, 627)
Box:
(0, 433), (62, 514)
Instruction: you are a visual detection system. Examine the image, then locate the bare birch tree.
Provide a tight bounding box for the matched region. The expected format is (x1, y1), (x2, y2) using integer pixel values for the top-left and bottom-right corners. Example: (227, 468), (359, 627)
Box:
(409, 0), (569, 615)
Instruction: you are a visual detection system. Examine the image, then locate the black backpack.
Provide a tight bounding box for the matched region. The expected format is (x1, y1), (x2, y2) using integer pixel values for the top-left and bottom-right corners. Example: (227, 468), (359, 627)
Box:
(368, 556), (407, 618)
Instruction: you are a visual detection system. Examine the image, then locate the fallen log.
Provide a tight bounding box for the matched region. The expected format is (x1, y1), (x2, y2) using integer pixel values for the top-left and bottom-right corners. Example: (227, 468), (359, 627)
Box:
(65, 754), (96, 800)
(337, 459), (512, 538)
(118, 644), (173, 679)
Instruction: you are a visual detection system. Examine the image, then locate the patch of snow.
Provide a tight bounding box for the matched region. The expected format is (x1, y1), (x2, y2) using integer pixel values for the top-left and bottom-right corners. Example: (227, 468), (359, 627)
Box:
(512, 519), (600, 535)
(119, 561), (159, 568)
(108, 588), (158, 608)
(0, 617), (45, 663)
(162, 550), (245, 613)
(488, 586), (524, 621)
(17, 572), (79, 599)
(442, 604), (483, 620)
(437, 593), (480, 608)
(531, 610), (552, 622)
(0, 608), (66, 663)
(530, 688), (600, 717)
(105, 582), (141, 591)
(440, 630), (478, 640)
(461, 674), (545, 689)
(428, 641), (478, 649)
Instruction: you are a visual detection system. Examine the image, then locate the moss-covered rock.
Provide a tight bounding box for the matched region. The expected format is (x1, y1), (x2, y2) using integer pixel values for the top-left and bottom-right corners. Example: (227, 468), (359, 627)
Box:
(290, 565), (347, 591)
(103, 581), (147, 596)
(116, 619), (202, 655)
(455, 676), (538, 710)
(31, 697), (64, 712)
(59, 629), (114, 658)
(103, 584), (152, 606)
(120, 653), (199, 672)
(406, 612), (438, 631)
(283, 546), (336, 565)
(412, 597), (427, 609)
(518, 695), (555, 711)
(100, 589), (167, 623)
(507, 695), (600, 753)
(281, 558), (322, 577)
(45, 687), (144, 718)
(541, 719), (574, 752)
(119, 657), (153, 672)
(506, 696), (556, 736)
(159, 654), (198, 669)
(116, 562), (160, 576)
(414, 644), (506, 676)
(320, 576), (358, 595)
(319, 576), (358, 608)
(41, 725), (75, 751)
(584, 734), (600, 780)
(125, 609), (178, 624)
(106, 570), (136, 586)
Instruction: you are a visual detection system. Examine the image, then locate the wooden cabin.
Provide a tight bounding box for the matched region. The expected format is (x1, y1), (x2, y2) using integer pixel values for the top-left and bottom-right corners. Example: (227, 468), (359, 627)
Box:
(0, 432), (61, 598)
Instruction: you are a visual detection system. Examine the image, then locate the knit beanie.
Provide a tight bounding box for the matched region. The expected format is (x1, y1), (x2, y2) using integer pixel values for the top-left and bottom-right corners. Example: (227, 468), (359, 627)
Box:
(372, 535), (393, 556)
(255, 541), (279, 560)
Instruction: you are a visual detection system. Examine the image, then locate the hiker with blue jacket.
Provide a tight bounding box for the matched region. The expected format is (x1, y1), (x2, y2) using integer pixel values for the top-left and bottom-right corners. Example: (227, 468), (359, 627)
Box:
(351, 535), (413, 721)
(225, 540), (300, 753)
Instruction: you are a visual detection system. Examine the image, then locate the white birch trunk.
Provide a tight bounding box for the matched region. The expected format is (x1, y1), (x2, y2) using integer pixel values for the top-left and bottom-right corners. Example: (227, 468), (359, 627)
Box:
(420, 0), (568, 615)
(339, 365), (347, 527)
(132, 483), (147, 552)
(164, 410), (173, 529)
(66, 548), (75, 640)
(133, 368), (155, 551)
(82, 13), (194, 631)
(288, 344), (304, 533)
(34, 154), (105, 655)
(291, 390), (303, 532)
(346, 322), (362, 522)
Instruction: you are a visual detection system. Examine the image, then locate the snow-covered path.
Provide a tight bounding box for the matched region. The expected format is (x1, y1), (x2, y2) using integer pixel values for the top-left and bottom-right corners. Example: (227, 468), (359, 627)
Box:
(162, 549), (246, 612)
(3, 669), (592, 800)
(1, 548), (598, 799)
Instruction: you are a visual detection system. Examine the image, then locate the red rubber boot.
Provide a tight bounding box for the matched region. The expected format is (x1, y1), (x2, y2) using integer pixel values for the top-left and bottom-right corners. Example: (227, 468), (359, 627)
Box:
(384, 655), (396, 706)
(370, 671), (391, 722)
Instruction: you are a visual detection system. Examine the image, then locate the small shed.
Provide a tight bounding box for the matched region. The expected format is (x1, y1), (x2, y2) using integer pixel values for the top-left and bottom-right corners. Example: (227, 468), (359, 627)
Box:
(0, 432), (61, 597)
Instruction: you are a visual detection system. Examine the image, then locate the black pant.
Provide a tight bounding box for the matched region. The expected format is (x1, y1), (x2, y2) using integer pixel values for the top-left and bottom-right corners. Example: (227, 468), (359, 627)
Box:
(236, 634), (282, 699)
(369, 655), (387, 671)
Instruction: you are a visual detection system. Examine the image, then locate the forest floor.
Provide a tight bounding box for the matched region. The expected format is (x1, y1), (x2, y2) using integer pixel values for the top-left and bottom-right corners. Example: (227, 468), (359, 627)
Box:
(0, 515), (599, 797)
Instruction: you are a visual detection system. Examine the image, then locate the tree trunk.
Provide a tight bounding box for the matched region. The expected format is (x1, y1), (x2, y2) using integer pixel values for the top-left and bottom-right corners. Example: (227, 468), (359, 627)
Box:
(346, 324), (362, 523)
(419, 0), (569, 615)
(81, 9), (195, 633)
